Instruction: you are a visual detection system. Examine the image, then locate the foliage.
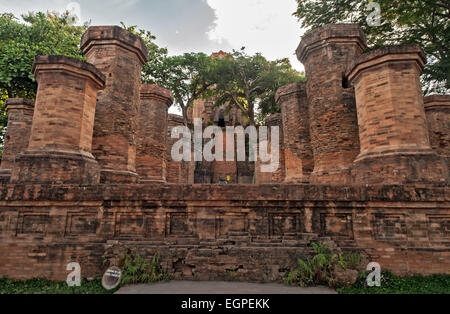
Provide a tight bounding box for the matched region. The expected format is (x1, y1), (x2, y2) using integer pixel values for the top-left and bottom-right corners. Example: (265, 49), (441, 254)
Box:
(207, 48), (304, 125)
(284, 242), (365, 288)
(337, 271), (450, 294)
(0, 12), (88, 152)
(0, 12), (88, 99)
(0, 278), (115, 294)
(119, 22), (169, 89)
(143, 52), (220, 126)
(294, 0), (450, 94)
(119, 250), (171, 286)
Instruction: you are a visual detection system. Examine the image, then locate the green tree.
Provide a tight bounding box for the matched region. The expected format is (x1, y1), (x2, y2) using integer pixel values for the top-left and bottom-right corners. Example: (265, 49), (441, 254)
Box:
(294, 0), (450, 94)
(119, 22), (169, 88)
(143, 52), (219, 126)
(0, 12), (87, 99)
(0, 11), (88, 150)
(208, 49), (304, 126)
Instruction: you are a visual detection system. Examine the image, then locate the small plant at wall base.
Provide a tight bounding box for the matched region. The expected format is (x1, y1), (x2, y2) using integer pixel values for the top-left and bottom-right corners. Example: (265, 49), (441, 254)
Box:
(119, 249), (171, 286)
(283, 242), (366, 288)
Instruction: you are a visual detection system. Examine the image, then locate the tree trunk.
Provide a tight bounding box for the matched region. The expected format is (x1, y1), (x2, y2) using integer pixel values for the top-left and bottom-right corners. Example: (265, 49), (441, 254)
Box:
(248, 102), (255, 125)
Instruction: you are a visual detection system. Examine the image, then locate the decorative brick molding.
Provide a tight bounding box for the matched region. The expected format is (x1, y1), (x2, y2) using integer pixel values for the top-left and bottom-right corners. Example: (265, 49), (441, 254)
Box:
(347, 45), (448, 184)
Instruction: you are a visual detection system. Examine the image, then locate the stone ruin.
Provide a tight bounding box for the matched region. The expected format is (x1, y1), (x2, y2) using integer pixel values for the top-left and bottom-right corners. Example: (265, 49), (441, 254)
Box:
(0, 24), (448, 281)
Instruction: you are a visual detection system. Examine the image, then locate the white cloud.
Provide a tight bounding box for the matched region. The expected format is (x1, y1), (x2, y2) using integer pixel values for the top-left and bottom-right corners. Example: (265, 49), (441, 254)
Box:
(206, 0), (305, 71)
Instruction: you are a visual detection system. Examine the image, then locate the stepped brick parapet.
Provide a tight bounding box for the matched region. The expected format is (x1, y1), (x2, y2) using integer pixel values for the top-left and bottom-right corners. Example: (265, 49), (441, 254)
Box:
(136, 84), (174, 183)
(296, 24), (366, 185)
(347, 45), (448, 184)
(81, 26), (149, 183)
(0, 98), (34, 180)
(10, 55), (105, 184)
(276, 82), (313, 183)
(424, 95), (450, 171)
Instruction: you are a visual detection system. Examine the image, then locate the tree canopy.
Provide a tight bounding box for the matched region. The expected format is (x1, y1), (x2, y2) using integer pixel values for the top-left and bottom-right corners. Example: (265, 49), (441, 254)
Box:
(205, 49), (304, 125)
(0, 11), (88, 150)
(0, 12), (87, 99)
(294, 0), (450, 94)
(143, 52), (220, 126)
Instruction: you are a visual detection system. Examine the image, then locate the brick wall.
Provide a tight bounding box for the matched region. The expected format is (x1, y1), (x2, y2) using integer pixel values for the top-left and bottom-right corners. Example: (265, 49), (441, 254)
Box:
(0, 184), (448, 281)
(424, 95), (450, 171)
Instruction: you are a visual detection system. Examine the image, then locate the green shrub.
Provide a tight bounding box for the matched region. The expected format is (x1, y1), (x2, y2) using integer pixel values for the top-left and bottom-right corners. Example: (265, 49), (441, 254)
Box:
(284, 242), (365, 288)
(119, 250), (171, 286)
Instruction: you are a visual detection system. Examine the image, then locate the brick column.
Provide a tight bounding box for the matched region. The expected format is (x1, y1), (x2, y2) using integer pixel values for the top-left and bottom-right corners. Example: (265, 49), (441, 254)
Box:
(0, 98), (34, 180)
(424, 95), (450, 172)
(296, 24), (366, 184)
(81, 26), (149, 183)
(254, 114), (285, 184)
(11, 55), (105, 184)
(276, 82), (313, 183)
(136, 84), (173, 182)
(347, 45), (448, 184)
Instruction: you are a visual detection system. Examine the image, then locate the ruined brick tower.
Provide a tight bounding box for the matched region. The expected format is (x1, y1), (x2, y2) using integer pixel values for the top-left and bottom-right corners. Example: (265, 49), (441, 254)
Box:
(296, 24), (365, 184)
(0, 24), (449, 282)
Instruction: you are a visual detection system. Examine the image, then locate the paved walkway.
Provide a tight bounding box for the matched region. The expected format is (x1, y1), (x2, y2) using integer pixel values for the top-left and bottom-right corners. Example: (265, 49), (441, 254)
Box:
(116, 281), (337, 294)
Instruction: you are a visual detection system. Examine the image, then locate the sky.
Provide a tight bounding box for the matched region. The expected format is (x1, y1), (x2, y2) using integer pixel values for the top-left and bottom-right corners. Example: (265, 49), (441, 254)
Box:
(0, 0), (306, 70)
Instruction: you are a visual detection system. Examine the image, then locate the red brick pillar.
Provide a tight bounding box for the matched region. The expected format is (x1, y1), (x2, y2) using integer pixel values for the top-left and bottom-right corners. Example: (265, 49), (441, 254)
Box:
(347, 45), (448, 184)
(136, 84), (174, 182)
(0, 98), (34, 180)
(276, 82), (314, 183)
(296, 24), (366, 184)
(11, 55), (105, 184)
(81, 26), (149, 183)
(424, 95), (450, 172)
(255, 114), (284, 184)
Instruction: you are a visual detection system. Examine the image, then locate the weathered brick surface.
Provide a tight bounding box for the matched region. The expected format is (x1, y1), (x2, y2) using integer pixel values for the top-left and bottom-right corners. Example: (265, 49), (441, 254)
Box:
(10, 56), (105, 184)
(277, 83), (313, 183)
(347, 45), (448, 184)
(81, 26), (149, 183)
(0, 99), (34, 180)
(137, 84), (174, 182)
(297, 24), (365, 184)
(0, 184), (448, 281)
(166, 114), (194, 184)
(424, 95), (450, 171)
(255, 114), (285, 184)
